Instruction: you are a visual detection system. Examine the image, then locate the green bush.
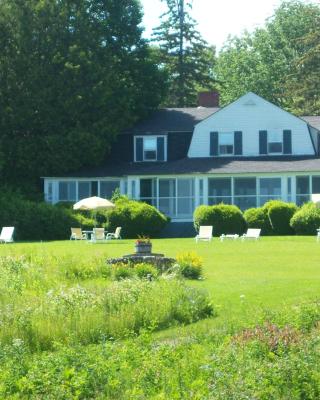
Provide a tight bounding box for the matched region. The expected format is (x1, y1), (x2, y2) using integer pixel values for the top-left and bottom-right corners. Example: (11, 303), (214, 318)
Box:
(243, 207), (272, 235)
(112, 264), (135, 281)
(176, 251), (203, 279)
(264, 200), (298, 235)
(193, 204), (246, 236)
(0, 191), (96, 241)
(290, 202), (320, 235)
(107, 198), (168, 238)
(135, 263), (158, 279)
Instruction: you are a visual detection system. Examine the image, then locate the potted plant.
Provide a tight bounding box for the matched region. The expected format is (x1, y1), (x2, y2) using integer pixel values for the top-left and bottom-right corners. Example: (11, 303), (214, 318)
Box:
(135, 236), (152, 254)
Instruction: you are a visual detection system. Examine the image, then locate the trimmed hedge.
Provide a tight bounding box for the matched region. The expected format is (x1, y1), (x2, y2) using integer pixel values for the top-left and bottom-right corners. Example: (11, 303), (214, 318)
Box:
(266, 200), (297, 235)
(0, 192), (96, 241)
(193, 204), (246, 236)
(290, 203), (320, 235)
(107, 198), (168, 238)
(243, 207), (272, 235)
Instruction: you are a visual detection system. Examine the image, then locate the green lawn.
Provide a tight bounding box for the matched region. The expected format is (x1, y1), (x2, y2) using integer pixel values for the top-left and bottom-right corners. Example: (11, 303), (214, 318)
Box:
(1, 236), (319, 336)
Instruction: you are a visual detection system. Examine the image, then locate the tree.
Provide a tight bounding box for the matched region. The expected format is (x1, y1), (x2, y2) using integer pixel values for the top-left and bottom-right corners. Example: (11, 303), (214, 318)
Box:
(285, 14), (320, 115)
(216, 1), (320, 111)
(152, 0), (216, 107)
(0, 0), (166, 196)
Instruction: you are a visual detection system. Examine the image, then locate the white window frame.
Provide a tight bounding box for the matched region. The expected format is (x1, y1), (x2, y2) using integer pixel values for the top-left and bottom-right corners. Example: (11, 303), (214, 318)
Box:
(268, 131), (283, 155)
(218, 132), (234, 156)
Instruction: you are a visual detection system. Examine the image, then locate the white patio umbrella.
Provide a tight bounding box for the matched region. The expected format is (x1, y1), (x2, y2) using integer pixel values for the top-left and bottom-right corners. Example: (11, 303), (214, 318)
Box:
(73, 196), (115, 227)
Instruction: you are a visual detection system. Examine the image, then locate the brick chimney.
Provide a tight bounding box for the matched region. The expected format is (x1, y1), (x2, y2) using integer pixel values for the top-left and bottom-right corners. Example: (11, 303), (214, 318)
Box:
(198, 91), (219, 107)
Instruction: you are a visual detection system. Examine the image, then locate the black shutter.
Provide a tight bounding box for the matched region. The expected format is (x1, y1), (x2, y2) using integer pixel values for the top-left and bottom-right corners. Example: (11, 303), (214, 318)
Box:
(210, 131), (218, 156)
(234, 131), (243, 155)
(135, 137), (143, 161)
(283, 130), (292, 154)
(259, 130), (268, 155)
(157, 137), (165, 161)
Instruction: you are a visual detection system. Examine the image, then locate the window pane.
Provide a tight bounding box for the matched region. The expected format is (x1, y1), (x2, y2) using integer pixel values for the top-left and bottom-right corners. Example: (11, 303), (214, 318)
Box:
(312, 176), (320, 193)
(260, 178), (281, 196)
(296, 176), (309, 195)
(144, 150), (157, 160)
(144, 137), (157, 150)
(100, 181), (120, 199)
(177, 198), (194, 216)
(208, 178), (231, 197)
(268, 142), (283, 153)
(296, 195), (310, 206)
(269, 131), (282, 142)
(78, 181), (91, 200)
(219, 132), (233, 145)
(219, 145), (233, 154)
(234, 178), (256, 196)
(208, 197), (231, 205)
(159, 179), (176, 197)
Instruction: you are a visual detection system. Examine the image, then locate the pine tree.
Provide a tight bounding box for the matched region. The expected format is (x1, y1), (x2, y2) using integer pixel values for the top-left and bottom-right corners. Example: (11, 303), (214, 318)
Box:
(153, 0), (216, 107)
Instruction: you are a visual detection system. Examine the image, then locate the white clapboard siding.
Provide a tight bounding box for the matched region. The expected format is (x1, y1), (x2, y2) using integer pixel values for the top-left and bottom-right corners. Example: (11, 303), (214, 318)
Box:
(188, 92), (315, 158)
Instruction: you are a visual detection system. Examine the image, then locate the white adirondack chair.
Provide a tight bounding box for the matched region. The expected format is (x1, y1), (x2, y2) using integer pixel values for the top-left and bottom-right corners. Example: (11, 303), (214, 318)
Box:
(195, 226), (213, 242)
(241, 228), (261, 241)
(0, 227), (15, 243)
(106, 227), (122, 240)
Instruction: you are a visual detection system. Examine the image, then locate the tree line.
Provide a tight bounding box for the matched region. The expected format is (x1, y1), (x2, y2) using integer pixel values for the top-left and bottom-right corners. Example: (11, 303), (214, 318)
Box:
(0, 0), (319, 196)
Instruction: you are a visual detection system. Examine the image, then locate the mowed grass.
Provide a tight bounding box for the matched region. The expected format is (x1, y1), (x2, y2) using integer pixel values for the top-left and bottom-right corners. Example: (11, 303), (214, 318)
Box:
(1, 236), (319, 336)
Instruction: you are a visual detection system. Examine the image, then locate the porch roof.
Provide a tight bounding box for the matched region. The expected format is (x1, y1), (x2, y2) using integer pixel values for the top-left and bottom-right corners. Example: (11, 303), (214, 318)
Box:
(49, 156), (320, 178)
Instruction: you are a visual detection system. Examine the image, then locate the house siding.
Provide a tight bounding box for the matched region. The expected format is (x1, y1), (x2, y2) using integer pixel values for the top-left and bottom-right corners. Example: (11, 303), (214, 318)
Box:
(188, 93), (315, 158)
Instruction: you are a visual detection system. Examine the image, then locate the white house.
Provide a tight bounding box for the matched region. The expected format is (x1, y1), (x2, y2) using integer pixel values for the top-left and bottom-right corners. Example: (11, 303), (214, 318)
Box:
(43, 92), (320, 224)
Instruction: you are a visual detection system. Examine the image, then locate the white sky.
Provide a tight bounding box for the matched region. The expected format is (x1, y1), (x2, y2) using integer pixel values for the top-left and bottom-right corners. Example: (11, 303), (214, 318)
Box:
(140, 0), (318, 51)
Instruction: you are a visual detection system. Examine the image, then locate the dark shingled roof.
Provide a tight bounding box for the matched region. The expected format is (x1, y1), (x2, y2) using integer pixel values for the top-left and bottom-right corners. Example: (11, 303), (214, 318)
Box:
(123, 107), (320, 134)
(124, 107), (219, 134)
(56, 156), (320, 178)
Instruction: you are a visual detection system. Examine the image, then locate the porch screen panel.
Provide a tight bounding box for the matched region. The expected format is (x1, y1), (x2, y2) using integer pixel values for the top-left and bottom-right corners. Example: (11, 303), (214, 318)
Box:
(78, 181), (91, 200)
(159, 179), (176, 217)
(140, 178), (157, 206)
(100, 181), (120, 199)
(58, 181), (76, 201)
(208, 178), (231, 205)
(312, 176), (320, 194)
(234, 178), (256, 210)
(259, 178), (281, 205)
(177, 179), (195, 218)
(296, 176), (310, 205)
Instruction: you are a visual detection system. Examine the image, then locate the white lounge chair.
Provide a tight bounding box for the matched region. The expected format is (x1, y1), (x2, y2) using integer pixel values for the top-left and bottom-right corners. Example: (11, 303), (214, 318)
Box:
(195, 226), (213, 242)
(91, 228), (106, 242)
(106, 227), (122, 240)
(241, 228), (261, 241)
(70, 227), (86, 240)
(0, 227), (14, 243)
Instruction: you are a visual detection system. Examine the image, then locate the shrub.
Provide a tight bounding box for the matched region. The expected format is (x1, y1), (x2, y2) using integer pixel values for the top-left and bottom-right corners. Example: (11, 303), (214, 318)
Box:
(194, 204), (246, 236)
(290, 202), (320, 235)
(135, 263), (158, 279)
(107, 198), (168, 238)
(176, 251), (203, 279)
(265, 200), (298, 235)
(112, 264), (135, 281)
(243, 207), (272, 235)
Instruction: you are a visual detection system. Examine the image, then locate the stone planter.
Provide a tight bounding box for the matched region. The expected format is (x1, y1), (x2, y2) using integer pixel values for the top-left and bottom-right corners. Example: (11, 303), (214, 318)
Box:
(135, 243), (152, 254)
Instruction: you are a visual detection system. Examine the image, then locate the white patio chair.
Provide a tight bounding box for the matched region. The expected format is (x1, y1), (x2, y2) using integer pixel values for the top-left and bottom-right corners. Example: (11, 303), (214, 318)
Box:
(70, 227), (86, 240)
(317, 228), (320, 242)
(106, 227), (122, 240)
(92, 228), (106, 242)
(195, 226), (213, 242)
(0, 227), (15, 243)
(241, 228), (261, 241)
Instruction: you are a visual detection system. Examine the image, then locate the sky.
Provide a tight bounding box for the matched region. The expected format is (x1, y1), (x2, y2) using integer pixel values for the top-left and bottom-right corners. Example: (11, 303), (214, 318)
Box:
(140, 0), (316, 51)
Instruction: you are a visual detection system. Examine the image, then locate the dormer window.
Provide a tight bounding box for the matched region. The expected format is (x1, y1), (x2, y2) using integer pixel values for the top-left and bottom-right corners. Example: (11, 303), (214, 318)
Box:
(268, 131), (283, 154)
(219, 132), (234, 155)
(135, 135), (166, 162)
